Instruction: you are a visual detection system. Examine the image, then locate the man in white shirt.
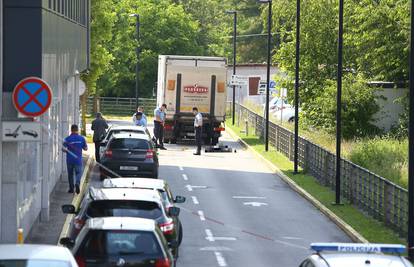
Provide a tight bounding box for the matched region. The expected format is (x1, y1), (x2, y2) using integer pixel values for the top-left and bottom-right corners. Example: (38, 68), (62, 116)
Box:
(193, 107), (203, 155)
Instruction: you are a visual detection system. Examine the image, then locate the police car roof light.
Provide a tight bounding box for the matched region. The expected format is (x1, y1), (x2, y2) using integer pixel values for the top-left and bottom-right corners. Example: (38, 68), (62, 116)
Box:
(310, 243), (406, 254)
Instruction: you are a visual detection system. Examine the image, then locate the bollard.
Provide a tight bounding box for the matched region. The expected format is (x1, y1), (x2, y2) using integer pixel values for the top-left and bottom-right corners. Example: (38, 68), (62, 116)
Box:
(245, 119), (249, 136)
(17, 228), (24, 244)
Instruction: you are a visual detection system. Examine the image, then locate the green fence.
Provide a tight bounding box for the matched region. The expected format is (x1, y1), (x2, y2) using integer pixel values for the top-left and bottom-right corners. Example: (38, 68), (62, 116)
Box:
(87, 97), (156, 116)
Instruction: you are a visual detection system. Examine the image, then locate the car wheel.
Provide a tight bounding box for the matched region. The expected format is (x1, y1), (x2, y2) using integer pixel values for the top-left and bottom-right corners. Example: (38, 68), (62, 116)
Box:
(151, 171), (159, 179)
(288, 117), (295, 123)
(178, 221), (183, 245)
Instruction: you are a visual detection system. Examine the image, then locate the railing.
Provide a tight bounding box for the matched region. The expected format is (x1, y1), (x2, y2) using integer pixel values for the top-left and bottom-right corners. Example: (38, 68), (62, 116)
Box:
(233, 102), (408, 237)
(87, 97), (156, 116)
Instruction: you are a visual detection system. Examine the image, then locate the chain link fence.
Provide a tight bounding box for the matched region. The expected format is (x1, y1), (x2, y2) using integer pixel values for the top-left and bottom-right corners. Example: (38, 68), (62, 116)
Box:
(233, 102), (408, 237)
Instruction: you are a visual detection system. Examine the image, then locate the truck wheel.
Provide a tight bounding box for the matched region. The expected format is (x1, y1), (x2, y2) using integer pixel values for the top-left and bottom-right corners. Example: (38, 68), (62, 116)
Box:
(170, 138), (177, 144)
(212, 137), (219, 146)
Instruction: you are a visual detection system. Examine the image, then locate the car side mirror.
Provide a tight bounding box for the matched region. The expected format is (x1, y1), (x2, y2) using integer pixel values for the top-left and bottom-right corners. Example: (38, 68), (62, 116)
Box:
(168, 207), (180, 217)
(59, 237), (75, 248)
(99, 142), (107, 147)
(168, 240), (179, 249)
(174, 196), (186, 204)
(61, 204), (77, 214)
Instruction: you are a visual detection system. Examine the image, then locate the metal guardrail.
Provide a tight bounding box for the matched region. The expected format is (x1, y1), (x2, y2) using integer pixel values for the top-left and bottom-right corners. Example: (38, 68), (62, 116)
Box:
(87, 97), (157, 116)
(232, 102), (408, 237)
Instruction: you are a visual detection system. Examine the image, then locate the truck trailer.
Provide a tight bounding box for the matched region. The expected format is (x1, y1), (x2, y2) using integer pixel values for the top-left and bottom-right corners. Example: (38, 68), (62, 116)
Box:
(157, 55), (227, 145)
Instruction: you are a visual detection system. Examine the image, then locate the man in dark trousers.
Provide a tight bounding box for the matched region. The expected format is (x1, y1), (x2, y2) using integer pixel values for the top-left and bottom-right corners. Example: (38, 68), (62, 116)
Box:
(91, 112), (108, 163)
(63, 124), (88, 194)
(153, 104), (167, 150)
(193, 107), (203, 155)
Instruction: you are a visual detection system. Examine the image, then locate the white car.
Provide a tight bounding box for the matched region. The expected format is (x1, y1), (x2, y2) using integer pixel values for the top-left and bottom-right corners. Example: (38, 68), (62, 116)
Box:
(0, 244), (78, 267)
(263, 97), (297, 123)
(299, 243), (413, 267)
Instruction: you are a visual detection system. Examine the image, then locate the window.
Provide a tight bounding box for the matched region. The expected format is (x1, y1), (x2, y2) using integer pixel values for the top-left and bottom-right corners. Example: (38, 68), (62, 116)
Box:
(0, 260), (70, 267)
(86, 200), (162, 219)
(110, 138), (150, 150)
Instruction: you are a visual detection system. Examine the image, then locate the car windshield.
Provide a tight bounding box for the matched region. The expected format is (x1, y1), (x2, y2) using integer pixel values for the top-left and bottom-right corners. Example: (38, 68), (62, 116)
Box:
(87, 200), (162, 219)
(80, 230), (162, 257)
(110, 138), (149, 150)
(0, 260), (70, 267)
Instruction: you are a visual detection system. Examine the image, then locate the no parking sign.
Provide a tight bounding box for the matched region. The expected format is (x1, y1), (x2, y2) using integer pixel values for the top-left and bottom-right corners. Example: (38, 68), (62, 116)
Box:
(12, 77), (53, 117)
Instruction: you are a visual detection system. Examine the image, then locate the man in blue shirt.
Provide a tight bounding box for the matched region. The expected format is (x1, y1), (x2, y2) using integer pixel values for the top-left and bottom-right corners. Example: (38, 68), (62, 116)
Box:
(153, 104), (167, 150)
(63, 124), (88, 194)
(134, 112), (147, 128)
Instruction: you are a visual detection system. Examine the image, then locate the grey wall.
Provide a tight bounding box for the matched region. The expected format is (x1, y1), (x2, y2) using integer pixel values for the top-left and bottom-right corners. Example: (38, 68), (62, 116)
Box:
(1, 0), (88, 242)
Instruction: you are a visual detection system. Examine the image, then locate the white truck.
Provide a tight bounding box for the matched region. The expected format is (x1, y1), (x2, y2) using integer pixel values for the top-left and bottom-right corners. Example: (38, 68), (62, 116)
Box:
(157, 55), (227, 145)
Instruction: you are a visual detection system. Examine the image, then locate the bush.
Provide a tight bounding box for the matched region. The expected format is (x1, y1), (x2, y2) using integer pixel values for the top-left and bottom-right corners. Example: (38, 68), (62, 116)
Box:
(301, 74), (381, 139)
(349, 138), (408, 188)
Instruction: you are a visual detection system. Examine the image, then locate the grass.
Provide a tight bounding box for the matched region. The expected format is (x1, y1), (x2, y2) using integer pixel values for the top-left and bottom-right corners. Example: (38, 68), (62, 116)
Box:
(228, 121), (404, 244)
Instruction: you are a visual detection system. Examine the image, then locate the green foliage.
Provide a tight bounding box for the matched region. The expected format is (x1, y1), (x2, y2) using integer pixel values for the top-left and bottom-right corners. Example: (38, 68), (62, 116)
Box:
(302, 74), (381, 139)
(349, 138), (408, 188)
(270, 0), (410, 139)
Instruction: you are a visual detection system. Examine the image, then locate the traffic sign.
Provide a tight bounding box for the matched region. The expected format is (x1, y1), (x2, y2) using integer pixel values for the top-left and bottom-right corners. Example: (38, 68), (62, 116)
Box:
(230, 75), (248, 86)
(2, 121), (41, 142)
(12, 77), (52, 117)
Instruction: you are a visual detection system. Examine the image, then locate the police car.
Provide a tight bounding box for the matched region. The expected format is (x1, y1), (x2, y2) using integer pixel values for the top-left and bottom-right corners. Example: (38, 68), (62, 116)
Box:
(299, 243), (413, 267)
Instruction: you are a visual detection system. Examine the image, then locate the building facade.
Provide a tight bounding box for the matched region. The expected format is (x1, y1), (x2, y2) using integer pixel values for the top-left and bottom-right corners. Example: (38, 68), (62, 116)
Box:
(0, 0), (89, 243)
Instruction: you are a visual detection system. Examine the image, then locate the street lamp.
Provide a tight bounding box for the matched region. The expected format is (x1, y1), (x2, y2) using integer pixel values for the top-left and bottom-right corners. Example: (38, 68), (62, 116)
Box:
(226, 10), (237, 126)
(293, 0), (300, 174)
(129, 13), (140, 109)
(408, 0), (414, 259)
(257, 0), (272, 152)
(334, 0), (344, 205)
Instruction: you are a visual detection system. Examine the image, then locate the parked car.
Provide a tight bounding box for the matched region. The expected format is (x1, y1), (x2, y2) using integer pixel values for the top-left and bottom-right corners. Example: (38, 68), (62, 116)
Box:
(100, 133), (159, 179)
(0, 244), (78, 267)
(62, 187), (182, 254)
(103, 178), (186, 244)
(263, 97), (296, 123)
(60, 217), (176, 267)
(99, 125), (151, 158)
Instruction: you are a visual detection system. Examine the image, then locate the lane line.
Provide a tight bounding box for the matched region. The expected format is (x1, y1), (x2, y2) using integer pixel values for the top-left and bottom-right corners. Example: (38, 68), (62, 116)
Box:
(179, 166), (184, 171)
(198, 210), (206, 221)
(214, 252), (228, 267)
(192, 196), (199, 205)
(205, 229), (215, 242)
(186, 185), (193, 192)
(182, 174), (189, 181)
(232, 196), (266, 199)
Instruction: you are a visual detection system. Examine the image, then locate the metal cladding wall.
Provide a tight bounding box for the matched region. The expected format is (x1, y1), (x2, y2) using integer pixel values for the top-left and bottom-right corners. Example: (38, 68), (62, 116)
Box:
(1, 0), (88, 243)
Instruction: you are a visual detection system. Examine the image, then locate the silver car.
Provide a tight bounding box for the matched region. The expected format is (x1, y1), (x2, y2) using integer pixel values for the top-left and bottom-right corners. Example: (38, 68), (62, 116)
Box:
(0, 244), (78, 267)
(300, 243), (413, 267)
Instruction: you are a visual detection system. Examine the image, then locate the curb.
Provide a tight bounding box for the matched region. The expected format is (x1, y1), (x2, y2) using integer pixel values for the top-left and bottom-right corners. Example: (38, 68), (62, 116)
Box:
(57, 155), (94, 244)
(226, 127), (369, 244)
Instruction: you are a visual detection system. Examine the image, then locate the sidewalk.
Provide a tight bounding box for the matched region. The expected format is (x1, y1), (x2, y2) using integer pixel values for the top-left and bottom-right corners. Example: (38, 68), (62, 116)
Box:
(26, 156), (93, 245)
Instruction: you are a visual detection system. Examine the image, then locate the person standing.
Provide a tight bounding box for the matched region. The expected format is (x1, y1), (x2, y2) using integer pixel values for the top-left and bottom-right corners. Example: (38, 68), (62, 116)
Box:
(193, 107), (203, 155)
(63, 124), (88, 194)
(91, 112), (109, 163)
(154, 104), (167, 150)
(134, 112), (147, 128)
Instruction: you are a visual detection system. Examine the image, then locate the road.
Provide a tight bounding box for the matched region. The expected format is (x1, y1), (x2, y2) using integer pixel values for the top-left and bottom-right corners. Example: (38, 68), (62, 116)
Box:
(88, 120), (351, 267)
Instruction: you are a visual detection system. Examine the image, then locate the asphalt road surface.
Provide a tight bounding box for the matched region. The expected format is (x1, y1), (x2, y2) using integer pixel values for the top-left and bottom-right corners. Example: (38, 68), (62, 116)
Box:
(88, 120), (351, 267)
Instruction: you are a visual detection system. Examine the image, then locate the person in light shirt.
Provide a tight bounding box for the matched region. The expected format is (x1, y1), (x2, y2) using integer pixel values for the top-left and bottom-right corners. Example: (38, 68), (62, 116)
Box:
(193, 107), (203, 155)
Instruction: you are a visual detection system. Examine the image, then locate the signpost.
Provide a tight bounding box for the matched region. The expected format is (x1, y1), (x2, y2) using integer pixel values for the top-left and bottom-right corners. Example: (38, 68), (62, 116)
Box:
(2, 122), (41, 142)
(12, 77), (53, 117)
(230, 75), (248, 86)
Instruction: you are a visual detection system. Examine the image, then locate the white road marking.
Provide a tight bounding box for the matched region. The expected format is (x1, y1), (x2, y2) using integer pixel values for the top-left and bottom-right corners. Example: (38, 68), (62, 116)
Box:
(282, 236), (303, 240)
(215, 252), (228, 267)
(192, 196), (199, 205)
(186, 185), (208, 192)
(198, 210), (205, 221)
(205, 229), (237, 242)
(233, 196), (266, 199)
(179, 166), (184, 171)
(182, 174), (188, 181)
(186, 185), (193, 192)
(243, 202), (268, 207)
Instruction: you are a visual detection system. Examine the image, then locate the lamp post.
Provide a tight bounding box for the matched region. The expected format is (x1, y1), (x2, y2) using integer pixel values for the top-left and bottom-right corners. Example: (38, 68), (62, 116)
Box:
(129, 13), (140, 109)
(293, 0), (300, 174)
(226, 10), (237, 125)
(408, 0), (414, 259)
(257, 0), (272, 152)
(334, 0), (344, 205)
